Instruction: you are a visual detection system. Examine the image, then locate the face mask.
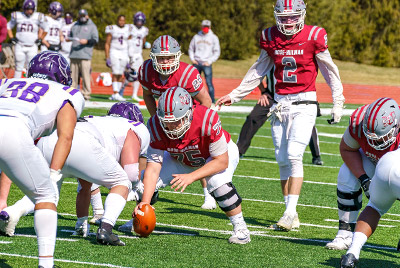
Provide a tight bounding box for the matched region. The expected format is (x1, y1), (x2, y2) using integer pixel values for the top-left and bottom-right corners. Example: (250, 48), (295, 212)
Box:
(202, 26), (210, 34)
(79, 17), (88, 23)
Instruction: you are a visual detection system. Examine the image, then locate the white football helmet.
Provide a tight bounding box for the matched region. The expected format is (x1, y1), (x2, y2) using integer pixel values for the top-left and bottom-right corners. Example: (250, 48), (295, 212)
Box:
(363, 97), (400, 150)
(274, 0), (306, 35)
(157, 87), (193, 139)
(150, 35), (182, 75)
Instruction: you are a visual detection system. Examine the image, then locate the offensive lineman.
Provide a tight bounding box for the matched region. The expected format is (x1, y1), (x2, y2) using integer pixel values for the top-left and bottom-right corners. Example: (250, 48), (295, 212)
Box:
(7, 0), (45, 78)
(326, 97), (400, 250)
(105, 15), (132, 102)
(0, 51), (85, 268)
(216, 0), (345, 231)
(41, 1), (65, 52)
(134, 87), (251, 244)
(119, 11), (149, 102)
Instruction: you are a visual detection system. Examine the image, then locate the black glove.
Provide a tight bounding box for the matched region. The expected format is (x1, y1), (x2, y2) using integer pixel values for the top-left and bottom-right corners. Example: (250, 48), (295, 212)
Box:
(11, 38), (18, 45)
(358, 174), (371, 199)
(48, 44), (61, 51)
(35, 39), (42, 46)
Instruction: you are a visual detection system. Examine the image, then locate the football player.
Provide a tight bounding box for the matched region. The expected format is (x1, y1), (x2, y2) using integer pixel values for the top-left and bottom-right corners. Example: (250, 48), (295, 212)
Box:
(216, 0), (345, 231)
(133, 87), (251, 244)
(119, 11), (149, 102)
(7, 0), (45, 78)
(105, 15), (132, 102)
(0, 51), (84, 268)
(139, 35), (215, 210)
(340, 149), (400, 268)
(326, 97), (400, 250)
(60, 11), (74, 64)
(41, 1), (65, 52)
(1, 101), (149, 247)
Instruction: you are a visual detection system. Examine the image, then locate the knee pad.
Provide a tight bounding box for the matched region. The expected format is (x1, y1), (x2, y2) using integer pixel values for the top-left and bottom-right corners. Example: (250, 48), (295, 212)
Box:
(337, 188), (363, 212)
(210, 182), (242, 212)
(289, 158), (303, 178)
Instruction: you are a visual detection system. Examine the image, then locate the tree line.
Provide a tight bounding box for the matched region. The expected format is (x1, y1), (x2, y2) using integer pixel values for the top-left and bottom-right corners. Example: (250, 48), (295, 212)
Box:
(2, 0), (399, 67)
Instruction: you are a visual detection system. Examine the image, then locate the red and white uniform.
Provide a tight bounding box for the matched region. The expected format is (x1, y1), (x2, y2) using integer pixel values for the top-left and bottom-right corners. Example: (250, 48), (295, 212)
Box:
(227, 25), (344, 180)
(146, 105), (238, 192)
(139, 60), (203, 99)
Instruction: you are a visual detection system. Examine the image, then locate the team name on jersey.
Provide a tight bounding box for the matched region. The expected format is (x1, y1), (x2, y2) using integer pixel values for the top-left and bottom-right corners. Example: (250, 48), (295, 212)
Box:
(167, 144), (199, 153)
(274, 49), (304, 56)
(365, 151), (379, 164)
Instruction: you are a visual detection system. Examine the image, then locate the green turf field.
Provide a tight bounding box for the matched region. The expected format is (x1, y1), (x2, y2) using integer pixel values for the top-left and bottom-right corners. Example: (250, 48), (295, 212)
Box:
(1, 104), (400, 268)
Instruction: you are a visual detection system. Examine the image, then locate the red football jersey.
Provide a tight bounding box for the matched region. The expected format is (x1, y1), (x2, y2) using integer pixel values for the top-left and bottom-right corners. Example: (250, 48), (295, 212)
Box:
(138, 59), (203, 98)
(349, 104), (400, 164)
(260, 25), (328, 95)
(147, 105), (231, 167)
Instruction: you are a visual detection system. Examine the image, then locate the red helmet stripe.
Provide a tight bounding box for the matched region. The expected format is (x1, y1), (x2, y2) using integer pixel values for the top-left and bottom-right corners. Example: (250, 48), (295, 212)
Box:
(168, 87), (177, 115)
(160, 35), (166, 51)
(164, 87), (174, 115)
(368, 97), (390, 131)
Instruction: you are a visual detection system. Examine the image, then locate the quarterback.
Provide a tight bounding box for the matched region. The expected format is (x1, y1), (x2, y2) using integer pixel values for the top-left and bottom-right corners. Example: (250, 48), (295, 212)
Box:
(216, 0), (345, 231)
(41, 1), (65, 52)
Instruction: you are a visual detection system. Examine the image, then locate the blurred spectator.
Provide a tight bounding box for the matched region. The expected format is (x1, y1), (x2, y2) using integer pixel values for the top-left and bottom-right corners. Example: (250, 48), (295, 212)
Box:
(69, 9), (98, 100)
(189, 19), (220, 104)
(60, 11), (74, 64)
(0, 5), (7, 64)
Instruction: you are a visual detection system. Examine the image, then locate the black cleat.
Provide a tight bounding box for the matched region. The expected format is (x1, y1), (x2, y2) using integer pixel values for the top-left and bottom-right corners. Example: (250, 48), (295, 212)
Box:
(96, 228), (125, 246)
(340, 253), (358, 268)
(312, 156), (324, 165)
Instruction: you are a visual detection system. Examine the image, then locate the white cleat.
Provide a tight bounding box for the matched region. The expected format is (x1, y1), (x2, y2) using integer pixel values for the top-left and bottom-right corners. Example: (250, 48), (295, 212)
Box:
(72, 219), (90, 237)
(325, 234), (353, 250)
(0, 209), (20, 237)
(127, 190), (139, 202)
(276, 212), (295, 232)
(132, 96), (143, 102)
(89, 214), (103, 225)
(109, 93), (126, 101)
(269, 212), (300, 231)
(229, 228), (251, 244)
(118, 219), (133, 233)
(201, 198), (217, 210)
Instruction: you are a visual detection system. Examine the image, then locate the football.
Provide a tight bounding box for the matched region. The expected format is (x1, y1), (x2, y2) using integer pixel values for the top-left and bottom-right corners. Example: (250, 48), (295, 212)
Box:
(133, 204), (156, 237)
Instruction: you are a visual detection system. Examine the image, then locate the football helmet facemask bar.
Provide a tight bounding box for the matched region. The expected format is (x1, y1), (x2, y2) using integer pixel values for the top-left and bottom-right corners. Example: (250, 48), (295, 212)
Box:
(150, 35), (182, 76)
(157, 87), (193, 139)
(363, 97), (400, 150)
(274, 0), (306, 35)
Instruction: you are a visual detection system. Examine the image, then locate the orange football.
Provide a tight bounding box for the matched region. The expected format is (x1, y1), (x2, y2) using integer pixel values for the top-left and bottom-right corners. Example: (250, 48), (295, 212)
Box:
(133, 204), (156, 237)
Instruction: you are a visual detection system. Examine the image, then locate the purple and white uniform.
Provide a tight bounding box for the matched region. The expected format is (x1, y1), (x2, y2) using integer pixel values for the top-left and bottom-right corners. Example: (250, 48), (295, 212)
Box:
(128, 24), (148, 71)
(106, 24), (131, 75)
(41, 15), (65, 51)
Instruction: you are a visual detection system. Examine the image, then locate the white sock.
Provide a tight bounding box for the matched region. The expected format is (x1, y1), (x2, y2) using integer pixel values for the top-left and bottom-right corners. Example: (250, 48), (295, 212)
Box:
(76, 216), (88, 228)
(117, 82), (122, 94)
(91, 192), (104, 216)
(112, 82), (119, 93)
(132, 81), (140, 97)
(229, 212), (247, 230)
(337, 229), (353, 237)
(34, 209), (57, 263)
(284, 195), (288, 209)
(203, 187), (212, 199)
(285, 194), (299, 215)
(347, 231), (368, 259)
(38, 257), (53, 268)
(119, 81), (128, 96)
(101, 193), (127, 226)
(14, 71), (22, 78)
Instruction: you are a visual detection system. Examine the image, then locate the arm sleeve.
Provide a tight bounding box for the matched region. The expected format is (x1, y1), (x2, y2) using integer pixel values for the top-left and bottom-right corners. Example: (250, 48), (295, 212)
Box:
(343, 127), (361, 149)
(188, 36), (195, 62)
(228, 49), (274, 104)
(210, 35), (220, 63)
(316, 49), (345, 107)
(209, 132), (228, 157)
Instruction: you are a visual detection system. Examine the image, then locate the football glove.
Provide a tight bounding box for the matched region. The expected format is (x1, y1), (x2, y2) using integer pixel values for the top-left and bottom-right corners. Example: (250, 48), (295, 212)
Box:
(106, 58), (112, 68)
(358, 174), (371, 199)
(35, 39), (42, 46)
(11, 38), (18, 45)
(48, 44), (61, 51)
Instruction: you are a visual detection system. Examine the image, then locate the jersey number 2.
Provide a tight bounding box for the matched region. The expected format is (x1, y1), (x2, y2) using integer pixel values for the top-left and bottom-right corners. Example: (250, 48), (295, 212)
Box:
(282, 56), (297, 83)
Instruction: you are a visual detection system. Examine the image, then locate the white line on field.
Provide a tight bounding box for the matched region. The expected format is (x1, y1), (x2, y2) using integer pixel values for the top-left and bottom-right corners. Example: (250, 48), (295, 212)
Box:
(0, 252), (134, 268)
(323, 219), (396, 227)
(13, 233), (78, 241)
(0, 241), (12, 244)
(239, 157), (340, 169)
(248, 146), (341, 157)
(229, 132), (342, 140)
(234, 174), (338, 186)
(60, 228), (194, 237)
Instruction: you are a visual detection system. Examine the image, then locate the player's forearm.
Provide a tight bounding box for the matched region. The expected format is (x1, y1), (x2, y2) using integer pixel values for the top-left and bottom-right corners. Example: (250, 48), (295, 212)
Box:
(190, 154), (228, 181)
(7, 29), (14, 39)
(340, 142), (365, 178)
(141, 165), (160, 204)
(143, 92), (157, 116)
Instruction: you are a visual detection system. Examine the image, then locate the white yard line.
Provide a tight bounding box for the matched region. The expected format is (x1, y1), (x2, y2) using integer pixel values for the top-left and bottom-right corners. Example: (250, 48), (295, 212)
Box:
(324, 219), (396, 228)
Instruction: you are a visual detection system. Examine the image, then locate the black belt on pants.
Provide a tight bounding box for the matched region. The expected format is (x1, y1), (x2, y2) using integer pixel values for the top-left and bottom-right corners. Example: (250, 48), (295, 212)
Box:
(291, 100), (319, 105)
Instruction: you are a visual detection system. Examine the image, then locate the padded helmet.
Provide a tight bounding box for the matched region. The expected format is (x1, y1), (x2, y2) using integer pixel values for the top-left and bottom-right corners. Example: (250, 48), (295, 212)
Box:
(27, 51), (72, 86)
(157, 87), (193, 139)
(108, 101), (144, 123)
(64, 12), (73, 25)
(23, 0), (36, 14)
(124, 65), (138, 82)
(150, 35), (182, 75)
(274, 0), (306, 35)
(363, 97), (400, 150)
(134, 11), (146, 27)
(49, 1), (63, 17)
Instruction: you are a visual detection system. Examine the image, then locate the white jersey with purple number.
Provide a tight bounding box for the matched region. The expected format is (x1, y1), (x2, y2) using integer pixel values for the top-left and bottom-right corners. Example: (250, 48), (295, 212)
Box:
(128, 25), (148, 55)
(43, 15), (65, 45)
(60, 22), (74, 55)
(7, 11), (45, 46)
(84, 116), (150, 160)
(0, 78), (84, 140)
(105, 24), (131, 52)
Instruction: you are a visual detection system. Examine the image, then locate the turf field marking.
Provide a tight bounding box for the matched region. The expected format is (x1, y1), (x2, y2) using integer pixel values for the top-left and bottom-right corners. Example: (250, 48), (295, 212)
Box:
(239, 157), (340, 169)
(0, 252), (134, 268)
(229, 132), (340, 144)
(13, 233), (78, 241)
(0, 241), (11, 244)
(248, 146), (341, 157)
(60, 228), (195, 237)
(234, 174), (337, 186)
(324, 219), (396, 228)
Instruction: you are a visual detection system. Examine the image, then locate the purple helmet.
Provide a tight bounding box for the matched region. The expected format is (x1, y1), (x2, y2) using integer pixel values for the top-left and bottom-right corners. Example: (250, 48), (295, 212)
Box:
(27, 51), (72, 86)
(49, 2), (64, 16)
(23, 0), (35, 12)
(64, 12), (73, 24)
(134, 12), (146, 26)
(108, 102), (144, 123)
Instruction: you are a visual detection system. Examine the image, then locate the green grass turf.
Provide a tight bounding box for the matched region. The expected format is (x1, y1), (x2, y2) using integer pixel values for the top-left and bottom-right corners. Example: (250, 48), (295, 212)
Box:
(1, 107), (400, 268)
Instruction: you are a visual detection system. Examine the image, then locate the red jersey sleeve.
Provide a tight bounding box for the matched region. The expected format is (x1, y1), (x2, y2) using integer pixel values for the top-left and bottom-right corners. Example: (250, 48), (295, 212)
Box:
(138, 59), (152, 90)
(313, 27), (328, 54)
